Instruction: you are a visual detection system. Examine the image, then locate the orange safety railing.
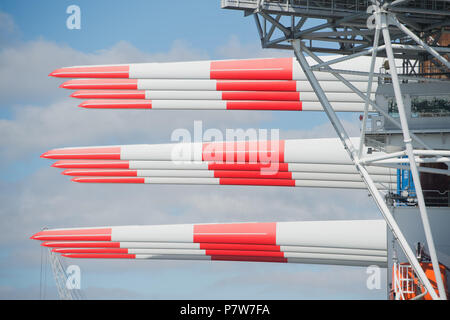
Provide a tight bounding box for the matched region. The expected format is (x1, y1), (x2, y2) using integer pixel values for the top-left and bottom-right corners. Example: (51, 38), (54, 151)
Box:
(391, 261), (449, 300)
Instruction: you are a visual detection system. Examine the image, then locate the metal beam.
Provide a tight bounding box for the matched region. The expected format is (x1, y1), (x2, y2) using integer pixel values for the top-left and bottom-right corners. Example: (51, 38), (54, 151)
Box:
(301, 46), (433, 151)
(305, 30), (375, 37)
(391, 16), (450, 70)
(253, 13), (264, 40)
(300, 35), (370, 44)
(311, 45), (386, 69)
(265, 14), (282, 41)
(359, 22), (380, 157)
(259, 11), (291, 36)
(389, 6), (450, 17)
(295, 16), (307, 30)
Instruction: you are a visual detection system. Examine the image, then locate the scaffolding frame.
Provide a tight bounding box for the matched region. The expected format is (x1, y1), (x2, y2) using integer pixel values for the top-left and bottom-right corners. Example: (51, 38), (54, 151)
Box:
(222, 0), (449, 300)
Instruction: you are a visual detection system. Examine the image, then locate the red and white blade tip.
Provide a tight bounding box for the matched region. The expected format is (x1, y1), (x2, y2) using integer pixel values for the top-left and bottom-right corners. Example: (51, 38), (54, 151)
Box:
(78, 99), (151, 109)
(71, 177), (144, 183)
(49, 66), (129, 78)
(51, 160), (129, 168)
(62, 169), (137, 177)
(59, 79), (138, 89)
(70, 90), (145, 99)
(30, 228), (112, 241)
(41, 147), (121, 160)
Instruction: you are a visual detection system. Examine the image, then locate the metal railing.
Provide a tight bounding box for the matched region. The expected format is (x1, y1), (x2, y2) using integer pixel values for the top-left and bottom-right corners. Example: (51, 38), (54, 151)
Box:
(423, 190), (450, 207)
(393, 262), (416, 300)
(379, 59), (450, 84)
(392, 261), (431, 300)
(223, 0), (450, 12)
(222, 0), (371, 12)
(389, 189), (450, 207)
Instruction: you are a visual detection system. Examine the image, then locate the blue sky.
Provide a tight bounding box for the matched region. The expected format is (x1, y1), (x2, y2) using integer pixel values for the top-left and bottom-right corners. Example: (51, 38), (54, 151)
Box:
(0, 1), (386, 300)
(0, 1), (256, 51)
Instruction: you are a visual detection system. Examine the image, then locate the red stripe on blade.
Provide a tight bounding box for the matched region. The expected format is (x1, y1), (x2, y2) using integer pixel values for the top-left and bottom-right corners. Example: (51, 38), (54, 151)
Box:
(208, 162), (289, 172)
(42, 241), (120, 248)
(60, 79), (138, 90)
(31, 228), (112, 241)
(211, 256), (287, 263)
(205, 250), (284, 258)
(79, 99), (152, 109)
(210, 58), (293, 80)
(200, 243), (281, 251)
(226, 101), (302, 110)
(51, 160), (130, 169)
(71, 90), (146, 99)
(62, 169), (138, 177)
(41, 147), (121, 160)
(53, 248), (128, 254)
(213, 170), (292, 179)
(219, 178), (296, 187)
(50, 66), (129, 78)
(222, 91), (299, 101)
(216, 80), (297, 92)
(62, 254), (135, 259)
(72, 177), (145, 183)
(193, 222), (276, 245)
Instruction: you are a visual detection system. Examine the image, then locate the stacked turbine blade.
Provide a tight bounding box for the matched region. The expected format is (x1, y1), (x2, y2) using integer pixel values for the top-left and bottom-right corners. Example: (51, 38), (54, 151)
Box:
(50, 56), (380, 112)
(41, 137), (397, 189)
(31, 220), (388, 267)
(39, 57), (393, 270)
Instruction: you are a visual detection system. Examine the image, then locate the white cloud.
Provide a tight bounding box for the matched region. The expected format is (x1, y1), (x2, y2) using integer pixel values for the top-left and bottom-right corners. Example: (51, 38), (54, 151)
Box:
(209, 264), (387, 299)
(0, 38), (210, 106)
(0, 11), (20, 46)
(215, 34), (292, 59)
(0, 165), (381, 244)
(280, 118), (361, 140)
(0, 32), (292, 106)
(0, 164), (383, 299)
(0, 98), (271, 161)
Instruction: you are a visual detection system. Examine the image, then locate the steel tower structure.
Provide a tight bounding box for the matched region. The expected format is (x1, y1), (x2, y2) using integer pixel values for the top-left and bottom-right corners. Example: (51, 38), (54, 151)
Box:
(221, 0), (450, 300)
